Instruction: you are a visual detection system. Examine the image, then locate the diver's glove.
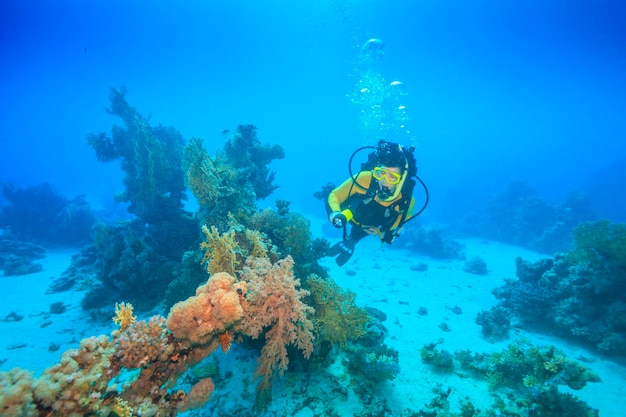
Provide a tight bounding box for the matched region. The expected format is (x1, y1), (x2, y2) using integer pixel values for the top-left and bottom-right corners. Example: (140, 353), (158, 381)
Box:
(330, 212), (347, 228)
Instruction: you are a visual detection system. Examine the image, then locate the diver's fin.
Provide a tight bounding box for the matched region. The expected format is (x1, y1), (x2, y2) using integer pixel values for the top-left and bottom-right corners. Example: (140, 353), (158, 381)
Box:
(332, 238), (356, 267)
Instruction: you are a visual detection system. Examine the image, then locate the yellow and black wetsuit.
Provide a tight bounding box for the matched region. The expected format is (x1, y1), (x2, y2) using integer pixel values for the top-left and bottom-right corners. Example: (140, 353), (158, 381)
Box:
(328, 170), (416, 243)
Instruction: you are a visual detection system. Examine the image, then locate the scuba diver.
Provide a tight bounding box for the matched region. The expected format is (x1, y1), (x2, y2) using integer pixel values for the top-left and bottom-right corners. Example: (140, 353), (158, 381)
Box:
(324, 139), (429, 266)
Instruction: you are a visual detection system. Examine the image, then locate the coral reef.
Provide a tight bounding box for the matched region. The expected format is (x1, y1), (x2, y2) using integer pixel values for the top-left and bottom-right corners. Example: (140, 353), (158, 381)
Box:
(0, 182), (95, 245)
(0, 250), (317, 415)
(423, 339), (600, 416)
(182, 136), (255, 229)
(223, 124), (285, 200)
(345, 342), (400, 386)
(338, 308), (399, 410)
(182, 137), (221, 210)
(46, 245), (98, 293)
(568, 220), (626, 296)
(80, 88), (200, 311)
(87, 87), (187, 224)
(451, 181), (595, 254)
(168, 226), (316, 409)
(182, 126), (284, 229)
(485, 222), (626, 355)
(0, 239), (45, 276)
(392, 223), (465, 260)
(462, 255), (488, 275)
(307, 275), (369, 346)
(235, 256), (315, 409)
(162, 250), (207, 311)
(82, 220), (189, 311)
(246, 205), (330, 278)
(421, 342), (455, 371)
(474, 304), (511, 340)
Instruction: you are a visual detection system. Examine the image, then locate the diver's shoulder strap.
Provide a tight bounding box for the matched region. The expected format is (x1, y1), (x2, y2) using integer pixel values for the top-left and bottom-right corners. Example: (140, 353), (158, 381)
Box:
(391, 177), (416, 231)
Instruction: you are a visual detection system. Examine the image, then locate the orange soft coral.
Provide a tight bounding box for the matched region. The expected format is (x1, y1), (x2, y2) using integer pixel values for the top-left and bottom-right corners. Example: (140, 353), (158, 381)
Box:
(166, 271), (245, 347)
(177, 377), (215, 412)
(113, 316), (172, 369)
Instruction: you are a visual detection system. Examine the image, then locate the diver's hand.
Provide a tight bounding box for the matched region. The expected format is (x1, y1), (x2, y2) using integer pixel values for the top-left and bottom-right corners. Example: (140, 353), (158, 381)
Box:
(330, 212), (346, 228)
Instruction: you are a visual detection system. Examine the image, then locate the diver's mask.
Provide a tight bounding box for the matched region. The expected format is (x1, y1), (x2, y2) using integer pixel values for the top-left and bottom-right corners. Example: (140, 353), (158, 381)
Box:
(373, 166), (407, 201)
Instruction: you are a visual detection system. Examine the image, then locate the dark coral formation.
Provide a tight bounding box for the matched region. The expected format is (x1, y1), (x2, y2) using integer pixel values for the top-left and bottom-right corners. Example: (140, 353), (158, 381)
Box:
(0, 239), (45, 276)
(78, 88), (326, 314)
(82, 88), (199, 310)
(482, 220), (626, 355)
(223, 124), (284, 200)
(393, 224), (465, 260)
(462, 255), (488, 275)
(0, 183), (96, 245)
(474, 304), (511, 340)
(87, 87), (187, 224)
(452, 181), (595, 254)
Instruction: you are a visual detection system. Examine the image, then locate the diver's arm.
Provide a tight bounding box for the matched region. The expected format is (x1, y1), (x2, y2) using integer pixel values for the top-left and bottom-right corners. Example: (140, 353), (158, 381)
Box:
(327, 172), (370, 213)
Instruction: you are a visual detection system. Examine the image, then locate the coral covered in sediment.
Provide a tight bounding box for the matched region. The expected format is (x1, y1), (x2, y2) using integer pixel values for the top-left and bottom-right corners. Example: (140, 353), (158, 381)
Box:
(0, 239), (45, 276)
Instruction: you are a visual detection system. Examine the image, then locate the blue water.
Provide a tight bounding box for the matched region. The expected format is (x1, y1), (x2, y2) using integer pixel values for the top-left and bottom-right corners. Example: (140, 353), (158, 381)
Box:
(2, 2), (626, 415)
(2, 0), (625, 223)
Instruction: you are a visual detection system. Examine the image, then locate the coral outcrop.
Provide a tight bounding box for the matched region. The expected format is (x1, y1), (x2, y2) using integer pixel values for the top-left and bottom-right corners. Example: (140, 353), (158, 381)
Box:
(82, 88), (198, 311)
(451, 181), (595, 254)
(422, 339), (600, 416)
(482, 220), (626, 355)
(0, 182), (95, 246)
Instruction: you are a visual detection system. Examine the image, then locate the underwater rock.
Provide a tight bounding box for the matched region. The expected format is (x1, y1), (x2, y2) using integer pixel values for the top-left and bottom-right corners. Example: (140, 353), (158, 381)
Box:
(462, 256), (488, 275)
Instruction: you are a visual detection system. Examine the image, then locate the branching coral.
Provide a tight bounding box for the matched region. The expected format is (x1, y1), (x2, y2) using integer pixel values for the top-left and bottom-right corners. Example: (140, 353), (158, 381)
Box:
(569, 220), (626, 296)
(307, 275), (369, 346)
(235, 256), (315, 409)
(223, 124), (285, 200)
(2, 230), (317, 414)
(113, 302), (136, 331)
(86, 86), (186, 224)
(182, 137), (221, 209)
(200, 225), (239, 275)
(455, 340), (600, 393)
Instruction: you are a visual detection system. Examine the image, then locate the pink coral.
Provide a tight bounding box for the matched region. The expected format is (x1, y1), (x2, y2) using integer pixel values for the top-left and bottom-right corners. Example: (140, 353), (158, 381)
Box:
(234, 256), (315, 407)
